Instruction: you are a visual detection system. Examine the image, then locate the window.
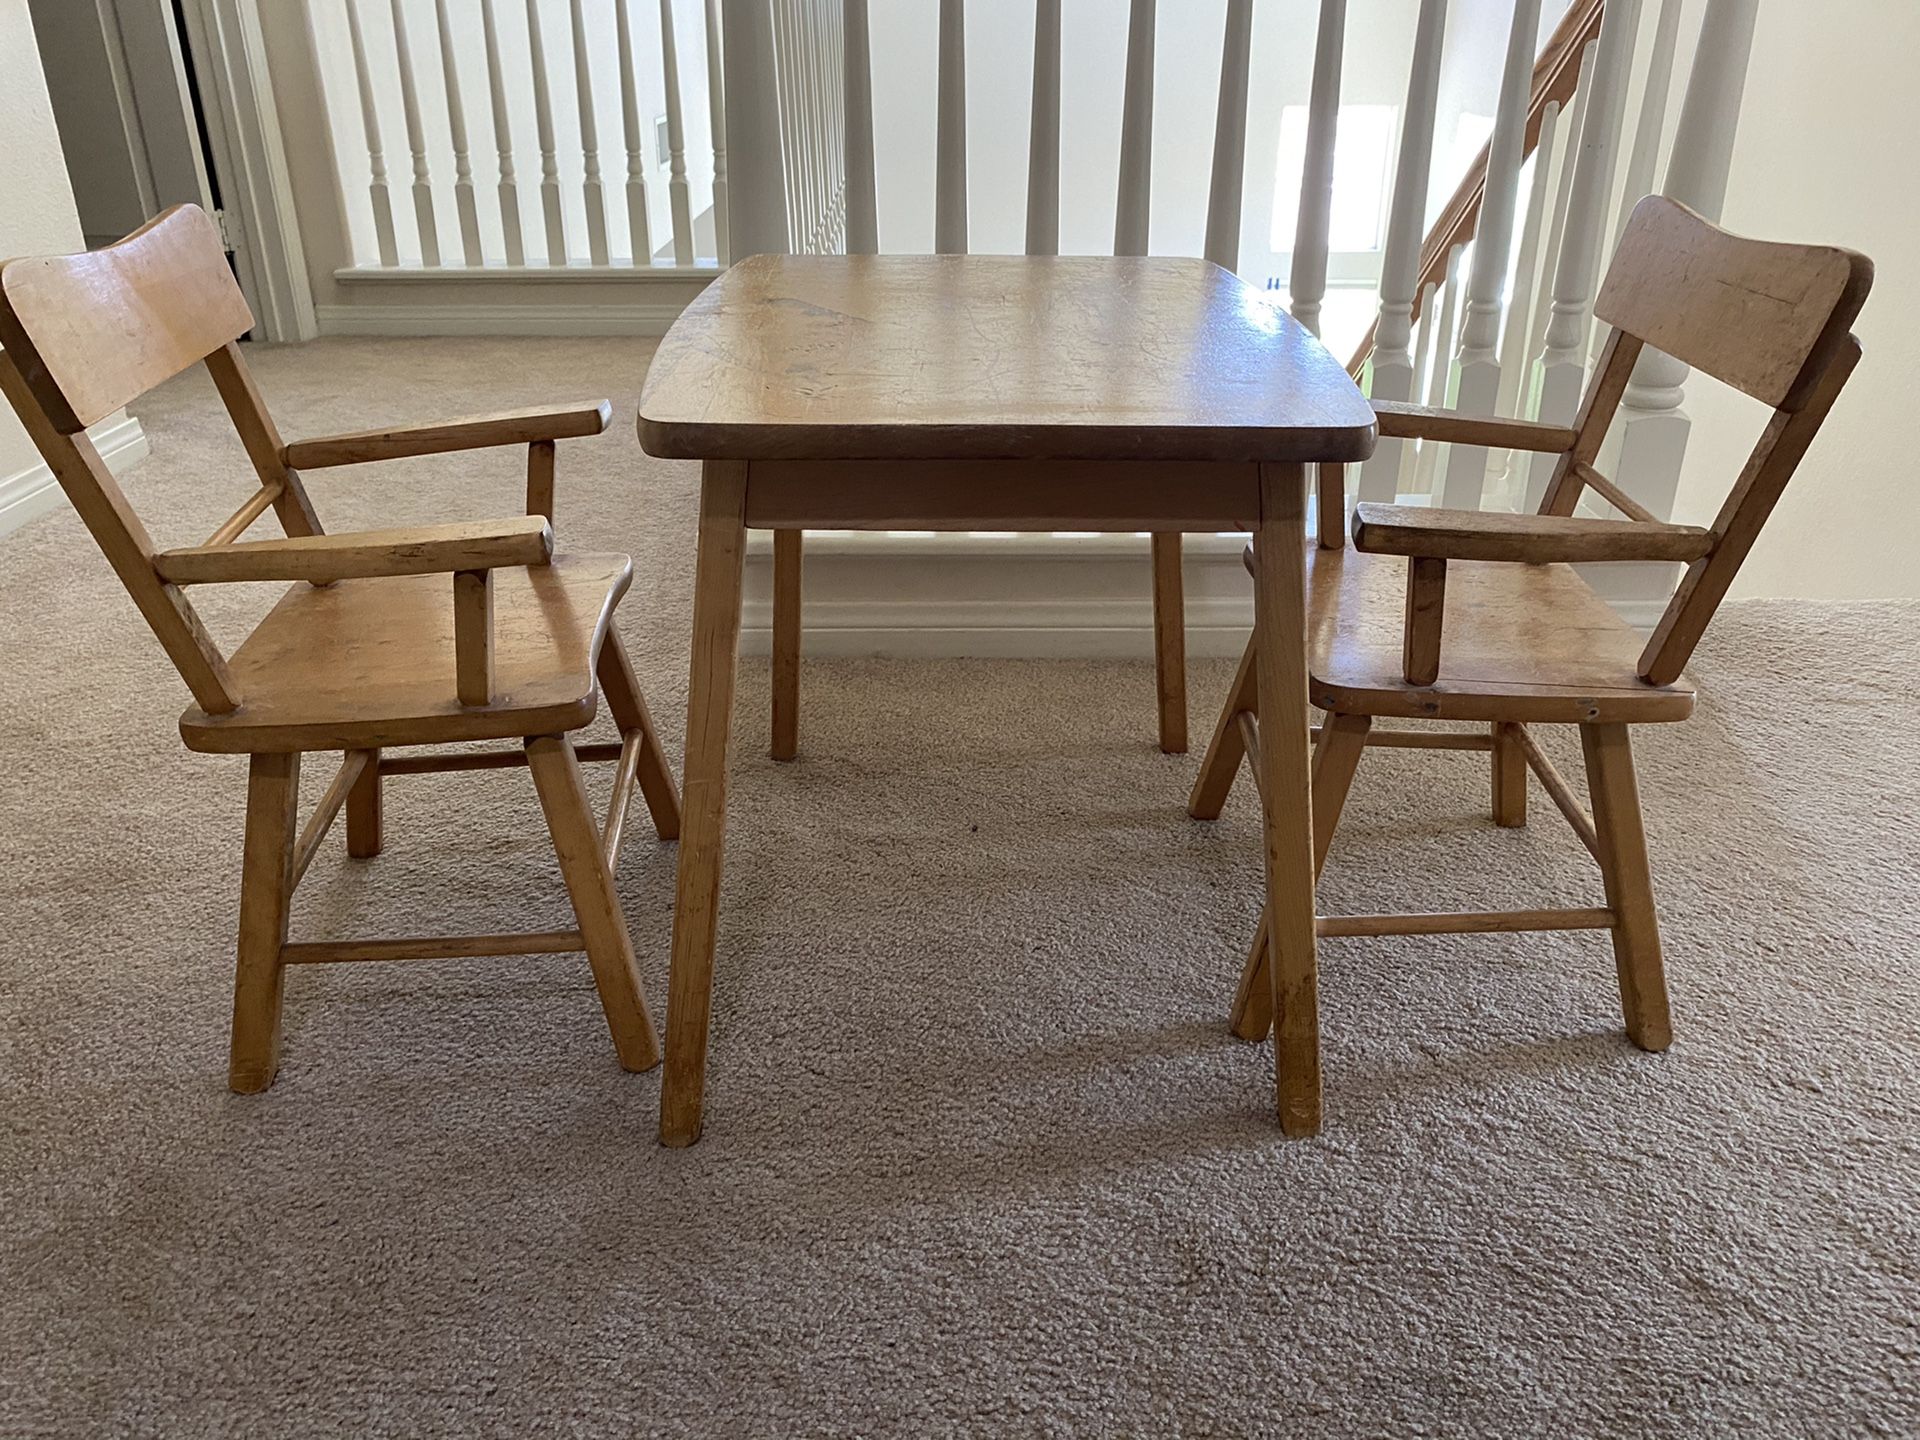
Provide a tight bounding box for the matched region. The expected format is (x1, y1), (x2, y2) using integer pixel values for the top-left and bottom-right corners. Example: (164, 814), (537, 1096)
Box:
(1269, 103), (1399, 255)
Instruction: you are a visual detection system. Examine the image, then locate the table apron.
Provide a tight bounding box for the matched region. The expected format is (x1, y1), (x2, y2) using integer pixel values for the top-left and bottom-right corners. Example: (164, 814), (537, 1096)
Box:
(739, 458), (1266, 532)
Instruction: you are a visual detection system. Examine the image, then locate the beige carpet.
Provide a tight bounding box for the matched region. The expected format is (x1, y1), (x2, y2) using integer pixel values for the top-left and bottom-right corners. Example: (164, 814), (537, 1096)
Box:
(2, 337), (1916, 1437)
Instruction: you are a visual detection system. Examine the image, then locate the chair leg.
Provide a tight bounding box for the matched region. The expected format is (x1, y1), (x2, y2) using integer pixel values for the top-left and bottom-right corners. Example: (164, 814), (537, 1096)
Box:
(1230, 711), (1371, 1042)
(1188, 628), (1260, 819)
(1492, 721), (1527, 828)
(1580, 723), (1673, 1052)
(526, 734), (661, 1072)
(596, 628), (683, 841)
(771, 527), (802, 762)
(1151, 532), (1188, 754)
(346, 746), (383, 858)
(230, 752), (300, 1093)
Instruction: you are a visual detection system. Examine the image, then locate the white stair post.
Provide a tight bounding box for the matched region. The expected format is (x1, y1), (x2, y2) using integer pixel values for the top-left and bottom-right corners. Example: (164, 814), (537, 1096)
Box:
(616, 0), (655, 265)
(1202, 0), (1254, 272)
(1526, 0), (1640, 510)
(1522, 39), (1597, 419)
(1358, 0), (1446, 504)
(1441, 0), (1540, 510)
(704, 0), (730, 263)
(388, 0), (440, 266)
(1025, 0), (1061, 256)
(934, 0), (967, 255)
(721, 0), (789, 259)
(433, 0), (484, 266)
(480, 0), (525, 266)
(1114, 0), (1156, 257)
(525, 0), (569, 262)
(570, 0), (611, 266)
(659, 0), (695, 263)
(844, 0), (878, 254)
(1288, 0), (1347, 338)
(1610, 0), (1758, 523)
(343, 0), (399, 266)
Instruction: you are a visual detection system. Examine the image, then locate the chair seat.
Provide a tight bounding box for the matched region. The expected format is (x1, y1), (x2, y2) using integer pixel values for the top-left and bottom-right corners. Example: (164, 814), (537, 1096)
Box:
(1248, 539), (1694, 724)
(180, 553), (633, 753)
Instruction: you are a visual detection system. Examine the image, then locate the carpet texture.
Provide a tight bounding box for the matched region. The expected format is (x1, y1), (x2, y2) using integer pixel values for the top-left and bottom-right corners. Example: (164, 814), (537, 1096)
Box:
(2, 338), (1916, 1437)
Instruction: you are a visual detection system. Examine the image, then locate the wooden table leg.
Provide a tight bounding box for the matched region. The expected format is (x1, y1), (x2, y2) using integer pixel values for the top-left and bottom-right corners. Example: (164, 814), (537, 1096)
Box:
(1251, 463), (1321, 1136)
(770, 528), (802, 761)
(661, 460), (750, 1147)
(1150, 532), (1188, 754)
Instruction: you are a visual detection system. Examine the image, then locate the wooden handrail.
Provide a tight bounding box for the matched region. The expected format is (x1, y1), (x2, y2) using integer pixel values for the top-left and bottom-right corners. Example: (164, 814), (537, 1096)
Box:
(1347, 0), (1606, 377)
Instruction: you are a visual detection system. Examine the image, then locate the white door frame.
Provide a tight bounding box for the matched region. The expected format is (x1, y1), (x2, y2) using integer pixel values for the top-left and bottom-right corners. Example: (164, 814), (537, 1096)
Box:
(173, 0), (317, 341)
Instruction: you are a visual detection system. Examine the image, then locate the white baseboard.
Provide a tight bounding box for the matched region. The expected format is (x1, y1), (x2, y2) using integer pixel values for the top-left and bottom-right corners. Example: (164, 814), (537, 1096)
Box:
(315, 301), (697, 337)
(739, 533), (1676, 658)
(319, 264), (718, 337)
(0, 416), (149, 539)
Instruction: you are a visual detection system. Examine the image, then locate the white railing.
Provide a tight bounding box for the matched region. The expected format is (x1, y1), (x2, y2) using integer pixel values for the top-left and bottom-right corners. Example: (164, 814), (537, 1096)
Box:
(310, 0), (724, 268)
(303, 0), (1758, 536)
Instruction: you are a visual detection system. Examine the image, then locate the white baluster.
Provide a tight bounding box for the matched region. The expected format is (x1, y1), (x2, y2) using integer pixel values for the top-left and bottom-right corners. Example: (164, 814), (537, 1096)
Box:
(1412, 244), (1465, 496)
(616, 0), (654, 265)
(934, 0), (967, 254)
(523, 0), (568, 262)
(432, 0), (482, 266)
(722, 0), (788, 258)
(1408, 279), (1440, 421)
(1526, 0), (1640, 509)
(1025, 0), (1061, 256)
(1601, 0), (1683, 314)
(1523, 39), (1597, 418)
(1611, 0), (1758, 524)
(1495, 98), (1560, 425)
(1288, 0), (1346, 337)
(1114, 0), (1155, 256)
(845, 0), (877, 253)
(705, 0), (730, 263)
(567, 0), (610, 266)
(1441, 0), (1540, 510)
(1358, 0), (1447, 503)
(769, 3), (800, 251)
(389, 0), (440, 266)
(1202, 0), (1254, 271)
(655, 0), (694, 263)
(480, 0), (525, 266)
(344, 0), (399, 266)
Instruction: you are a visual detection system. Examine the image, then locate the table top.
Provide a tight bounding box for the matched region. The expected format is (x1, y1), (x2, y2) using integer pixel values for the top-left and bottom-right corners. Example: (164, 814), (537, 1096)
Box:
(637, 255), (1377, 465)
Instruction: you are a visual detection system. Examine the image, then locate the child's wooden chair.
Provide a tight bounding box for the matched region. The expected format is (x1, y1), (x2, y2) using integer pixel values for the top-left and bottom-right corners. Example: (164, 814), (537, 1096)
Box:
(1190, 197), (1870, 1076)
(0, 206), (682, 1092)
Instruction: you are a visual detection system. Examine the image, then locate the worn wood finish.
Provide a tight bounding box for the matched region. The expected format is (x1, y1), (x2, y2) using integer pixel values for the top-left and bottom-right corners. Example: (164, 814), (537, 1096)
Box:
(453, 569), (496, 706)
(1641, 337), (1862, 685)
(283, 400), (613, 468)
(229, 752), (300, 1093)
(1320, 908), (1616, 937)
(639, 256), (1377, 463)
(1353, 504), (1715, 564)
(526, 439), (557, 520)
(0, 206), (252, 432)
(1572, 463), (1658, 525)
(743, 459), (1263, 532)
(156, 517), (554, 586)
(179, 556), (631, 753)
(1315, 464), (1345, 550)
(1515, 722), (1600, 859)
(347, 746), (384, 858)
(204, 343), (324, 540)
(596, 628), (682, 842)
(771, 528), (802, 761)
(1, 207), (681, 1096)
(1188, 632), (1258, 820)
(1372, 401), (1575, 453)
(526, 734), (661, 1072)
(1151, 534), (1188, 754)
(1230, 710), (1369, 1043)
(661, 460), (750, 1148)
(1251, 464), (1321, 1136)
(1539, 329), (1647, 516)
(378, 741), (625, 775)
(1581, 723), (1672, 1050)
(1306, 542), (1696, 724)
(1596, 197), (1872, 410)
(1492, 721), (1527, 829)
(1401, 556), (1447, 686)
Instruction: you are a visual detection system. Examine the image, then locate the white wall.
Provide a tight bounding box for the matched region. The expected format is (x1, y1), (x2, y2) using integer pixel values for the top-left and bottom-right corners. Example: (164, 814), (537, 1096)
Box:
(1670, 0), (1920, 599)
(0, 0), (88, 485)
(25, 0), (150, 244)
(0, 0), (148, 535)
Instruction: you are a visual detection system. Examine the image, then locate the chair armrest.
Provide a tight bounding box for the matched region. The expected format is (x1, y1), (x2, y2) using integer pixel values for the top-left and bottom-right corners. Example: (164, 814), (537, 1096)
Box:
(1371, 400), (1576, 454)
(281, 401), (613, 469)
(1351, 504), (1716, 564)
(154, 517), (554, 585)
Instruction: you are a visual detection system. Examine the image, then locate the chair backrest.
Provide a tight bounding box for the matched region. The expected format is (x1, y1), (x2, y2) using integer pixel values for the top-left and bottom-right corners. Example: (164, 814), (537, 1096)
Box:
(0, 205), (322, 715)
(1536, 197), (1871, 684)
